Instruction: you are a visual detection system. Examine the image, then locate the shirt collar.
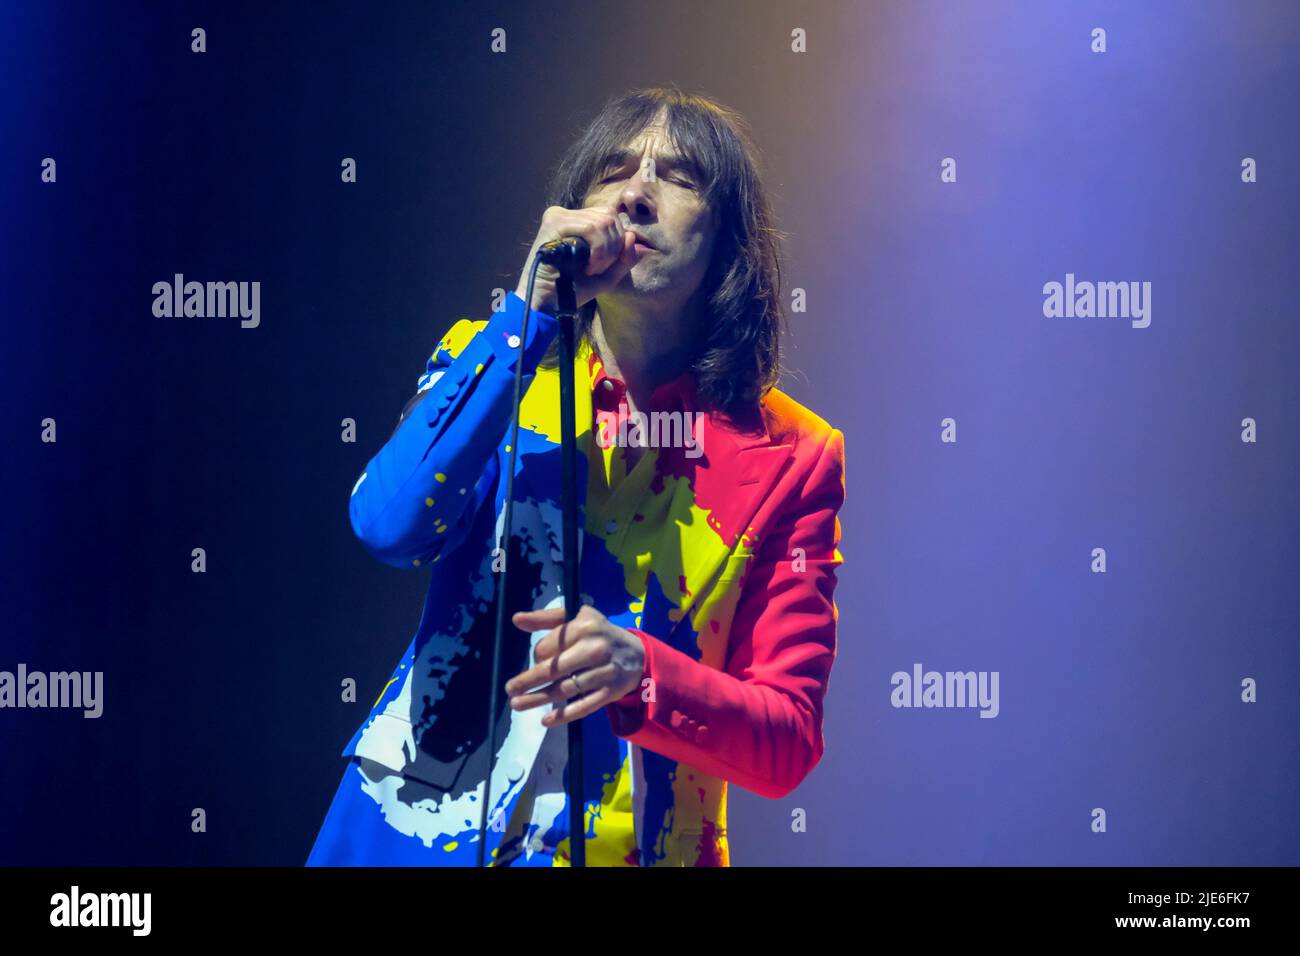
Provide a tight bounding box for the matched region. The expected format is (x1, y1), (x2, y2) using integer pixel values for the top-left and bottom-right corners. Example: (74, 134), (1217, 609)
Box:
(590, 351), (697, 413)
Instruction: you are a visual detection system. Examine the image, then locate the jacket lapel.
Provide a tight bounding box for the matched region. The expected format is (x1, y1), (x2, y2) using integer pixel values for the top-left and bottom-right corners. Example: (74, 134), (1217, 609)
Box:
(516, 347), (792, 641)
(665, 408), (791, 643)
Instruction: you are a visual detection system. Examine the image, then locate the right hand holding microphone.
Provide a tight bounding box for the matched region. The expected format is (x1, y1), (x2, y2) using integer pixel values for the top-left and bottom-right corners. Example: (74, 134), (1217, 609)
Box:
(515, 205), (642, 315)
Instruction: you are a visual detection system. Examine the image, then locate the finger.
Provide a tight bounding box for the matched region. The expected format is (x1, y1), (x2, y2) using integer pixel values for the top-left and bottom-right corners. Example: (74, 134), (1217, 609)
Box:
(507, 640), (605, 699)
(609, 229), (642, 279)
(578, 231), (640, 301)
(598, 209), (619, 256)
(533, 606), (603, 660)
(512, 606), (566, 630)
(532, 620), (577, 665)
(583, 208), (623, 275)
(512, 662), (620, 712)
(544, 683), (621, 727)
(506, 641), (608, 700)
(539, 209), (615, 276)
(533, 614), (589, 661)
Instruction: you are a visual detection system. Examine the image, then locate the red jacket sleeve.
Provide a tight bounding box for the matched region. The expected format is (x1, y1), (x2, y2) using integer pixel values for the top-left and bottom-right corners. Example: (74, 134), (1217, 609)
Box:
(605, 427), (845, 799)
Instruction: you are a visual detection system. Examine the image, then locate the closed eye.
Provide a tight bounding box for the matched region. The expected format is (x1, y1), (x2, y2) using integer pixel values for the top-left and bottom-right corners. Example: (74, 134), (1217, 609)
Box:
(600, 174), (694, 189)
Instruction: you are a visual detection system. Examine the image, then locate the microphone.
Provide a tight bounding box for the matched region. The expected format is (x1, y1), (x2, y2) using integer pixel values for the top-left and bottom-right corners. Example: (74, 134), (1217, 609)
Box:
(535, 236), (590, 277)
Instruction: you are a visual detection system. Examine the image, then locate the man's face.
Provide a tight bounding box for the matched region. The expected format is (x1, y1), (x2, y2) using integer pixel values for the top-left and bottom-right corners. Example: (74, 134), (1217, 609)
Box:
(581, 114), (718, 313)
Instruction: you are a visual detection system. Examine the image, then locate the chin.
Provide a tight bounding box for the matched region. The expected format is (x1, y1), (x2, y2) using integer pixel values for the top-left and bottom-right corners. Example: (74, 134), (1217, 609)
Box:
(619, 264), (669, 295)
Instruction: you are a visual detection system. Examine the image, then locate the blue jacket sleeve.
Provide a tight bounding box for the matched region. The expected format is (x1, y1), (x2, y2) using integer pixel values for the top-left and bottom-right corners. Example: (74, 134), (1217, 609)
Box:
(348, 291), (559, 569)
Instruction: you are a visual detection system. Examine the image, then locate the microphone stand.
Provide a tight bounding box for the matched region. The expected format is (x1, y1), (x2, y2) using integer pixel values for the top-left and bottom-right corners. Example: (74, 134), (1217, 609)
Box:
(554, 272), (587, 868)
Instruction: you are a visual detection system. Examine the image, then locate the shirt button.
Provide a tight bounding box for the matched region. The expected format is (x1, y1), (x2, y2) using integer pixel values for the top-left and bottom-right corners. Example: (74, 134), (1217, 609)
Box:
(605, 519), (618, 534)
(507, 334), (521, 349)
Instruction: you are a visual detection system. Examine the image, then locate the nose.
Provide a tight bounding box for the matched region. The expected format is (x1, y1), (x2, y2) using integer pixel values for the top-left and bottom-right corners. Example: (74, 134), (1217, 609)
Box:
(618, 162), (657, 222)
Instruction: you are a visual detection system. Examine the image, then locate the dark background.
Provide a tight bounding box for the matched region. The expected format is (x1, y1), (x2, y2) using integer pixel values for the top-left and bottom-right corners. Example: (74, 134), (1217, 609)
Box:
(2, 0), (1297, 865)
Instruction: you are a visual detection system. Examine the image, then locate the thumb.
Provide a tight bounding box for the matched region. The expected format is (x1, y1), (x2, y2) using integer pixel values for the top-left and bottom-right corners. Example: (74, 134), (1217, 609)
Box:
(577, 231), (641, 305)
(608, 230), (642, 282)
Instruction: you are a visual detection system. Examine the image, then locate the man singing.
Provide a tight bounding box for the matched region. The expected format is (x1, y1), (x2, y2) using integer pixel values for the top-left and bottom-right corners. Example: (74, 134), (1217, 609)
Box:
(307, 86), (846, 867)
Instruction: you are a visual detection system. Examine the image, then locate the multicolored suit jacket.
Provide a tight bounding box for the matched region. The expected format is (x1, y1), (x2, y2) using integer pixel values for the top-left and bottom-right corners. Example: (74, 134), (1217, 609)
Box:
(340, 291), (845, 866)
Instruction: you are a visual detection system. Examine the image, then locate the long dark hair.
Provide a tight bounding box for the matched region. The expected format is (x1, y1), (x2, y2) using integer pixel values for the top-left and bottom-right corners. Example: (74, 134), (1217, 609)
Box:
(535, 86), (785, 425)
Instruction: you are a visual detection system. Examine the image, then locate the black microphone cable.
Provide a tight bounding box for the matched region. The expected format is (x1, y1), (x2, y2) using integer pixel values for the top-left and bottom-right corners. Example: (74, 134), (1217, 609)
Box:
(476, 237), (589, 867)
(476, 254), (541, 867)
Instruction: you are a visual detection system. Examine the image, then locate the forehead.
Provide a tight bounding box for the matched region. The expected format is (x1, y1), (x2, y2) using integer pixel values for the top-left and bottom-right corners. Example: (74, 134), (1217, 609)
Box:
(622, 119), (673, 154)
(601, 119), (699, 173)
(581, 107), (712, 206)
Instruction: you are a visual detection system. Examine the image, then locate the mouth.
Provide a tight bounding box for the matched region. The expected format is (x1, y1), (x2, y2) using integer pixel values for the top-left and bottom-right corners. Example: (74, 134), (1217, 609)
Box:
(629, 231), (658, 252)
